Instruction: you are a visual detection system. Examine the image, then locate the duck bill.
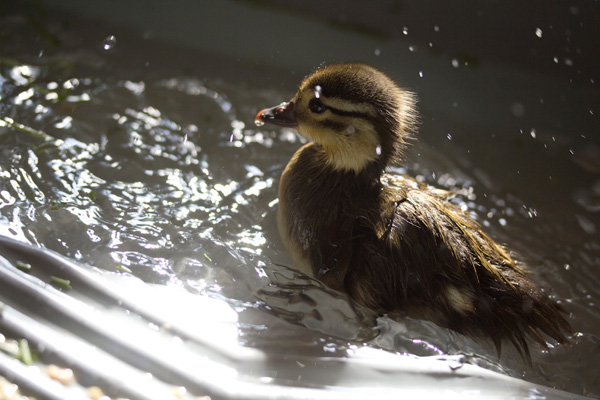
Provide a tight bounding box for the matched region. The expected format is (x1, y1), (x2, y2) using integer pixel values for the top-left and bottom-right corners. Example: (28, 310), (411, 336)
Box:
(255, 102), (297, 128)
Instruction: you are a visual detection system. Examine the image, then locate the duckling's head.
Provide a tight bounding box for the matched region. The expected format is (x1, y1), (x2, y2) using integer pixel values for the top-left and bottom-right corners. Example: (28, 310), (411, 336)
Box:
(256, 63), (417, 173)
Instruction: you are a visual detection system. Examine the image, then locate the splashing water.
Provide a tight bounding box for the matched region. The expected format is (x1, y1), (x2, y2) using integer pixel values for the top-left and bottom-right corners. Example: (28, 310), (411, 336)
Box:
(0, 56), (485, 365)
(102, 35), (117, 50)
(314, 84), (322, 98)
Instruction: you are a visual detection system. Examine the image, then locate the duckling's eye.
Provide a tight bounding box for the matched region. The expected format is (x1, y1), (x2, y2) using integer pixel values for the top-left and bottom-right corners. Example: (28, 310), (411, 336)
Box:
(308, 98), (327, 114)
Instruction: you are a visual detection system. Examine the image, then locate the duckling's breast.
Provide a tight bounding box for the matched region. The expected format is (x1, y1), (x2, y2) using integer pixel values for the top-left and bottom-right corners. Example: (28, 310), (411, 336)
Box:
(277, 143), (323, 277)
(277, 143), (375, 288)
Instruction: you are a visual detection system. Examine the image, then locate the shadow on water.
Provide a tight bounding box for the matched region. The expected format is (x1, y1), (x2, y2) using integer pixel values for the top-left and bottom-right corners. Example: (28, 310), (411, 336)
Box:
(0, 1), (599, 398)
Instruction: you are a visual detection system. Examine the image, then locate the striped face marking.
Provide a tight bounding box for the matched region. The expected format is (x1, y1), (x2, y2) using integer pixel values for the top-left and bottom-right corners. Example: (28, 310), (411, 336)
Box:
(280, 63), (417, 173)
(292, 85), (381, 173)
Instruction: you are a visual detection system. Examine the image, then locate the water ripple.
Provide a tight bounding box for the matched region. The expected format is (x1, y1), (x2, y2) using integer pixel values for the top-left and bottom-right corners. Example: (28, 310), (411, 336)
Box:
(1, 47), (599, 396)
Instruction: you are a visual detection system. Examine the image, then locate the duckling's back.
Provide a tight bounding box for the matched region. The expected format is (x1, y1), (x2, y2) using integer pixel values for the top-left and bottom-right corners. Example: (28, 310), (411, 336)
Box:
(344, 173), (572, 355)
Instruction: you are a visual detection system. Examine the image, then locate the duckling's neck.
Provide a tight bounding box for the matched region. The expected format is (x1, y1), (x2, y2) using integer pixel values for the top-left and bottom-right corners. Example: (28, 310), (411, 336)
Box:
(313, 134), (383, 174)
(282, 143), (383, 207)
(314, 143), (383, 188)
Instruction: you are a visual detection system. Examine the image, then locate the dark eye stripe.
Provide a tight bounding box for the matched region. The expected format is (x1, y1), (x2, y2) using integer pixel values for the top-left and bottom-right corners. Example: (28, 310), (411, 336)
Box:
(325, 104), (370, 120)
(320, 119), (346, 132)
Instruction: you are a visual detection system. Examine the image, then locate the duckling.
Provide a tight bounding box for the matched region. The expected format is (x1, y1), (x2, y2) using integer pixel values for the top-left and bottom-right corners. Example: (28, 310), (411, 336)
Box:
(255, 63), (571, 356)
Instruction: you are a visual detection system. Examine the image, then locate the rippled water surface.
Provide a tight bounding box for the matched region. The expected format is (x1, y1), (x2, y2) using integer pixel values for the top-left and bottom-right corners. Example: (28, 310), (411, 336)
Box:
(1, 3), (599, 398)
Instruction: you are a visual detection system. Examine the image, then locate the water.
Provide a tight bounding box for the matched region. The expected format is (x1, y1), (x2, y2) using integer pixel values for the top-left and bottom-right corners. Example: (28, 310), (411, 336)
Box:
(1, 2), (599, 398)
(102, 35), (117, 51)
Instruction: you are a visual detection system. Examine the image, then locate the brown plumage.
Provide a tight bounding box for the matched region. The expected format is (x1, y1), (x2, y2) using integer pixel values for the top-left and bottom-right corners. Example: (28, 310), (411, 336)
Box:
(255, 63), (571, 356)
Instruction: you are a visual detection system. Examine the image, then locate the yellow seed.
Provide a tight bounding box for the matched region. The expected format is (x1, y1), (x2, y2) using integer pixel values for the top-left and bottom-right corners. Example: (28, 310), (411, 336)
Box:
(87, 386), (104, 400)
(171, 386), (186, 399)
(46, 365), (74, 385)
(0, 376), (20, 399)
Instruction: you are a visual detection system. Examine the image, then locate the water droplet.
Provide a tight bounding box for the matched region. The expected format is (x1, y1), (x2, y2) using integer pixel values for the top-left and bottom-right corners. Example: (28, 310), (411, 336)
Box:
(527, 207), (538, 218)
(451, 59), (459, 68)
(375, 145), (382, 155)
(408, 45), (415, 52)
(347, 125), (356, 135)
(511, 102), (526, 117)
(448, 358), (464, 370)
(231, 120), (245, 130)
(418, 71), (424, 78)
(434, 25), (440, 32)
(374, 48), (381, 56)
(530, 129), (537, 138)
(575, 214), (596, 234)
(63, 78), (79, 90)
(535, 28), (543, 38)
(254, 119), (264, 127)
(553, 57), (559, 63)
(314, 85), (322, 98)
(402, 27), (408, 35)
(564, 58), (573, 66)
(447, 133), (452, 140)
(103, 35), (117, 50)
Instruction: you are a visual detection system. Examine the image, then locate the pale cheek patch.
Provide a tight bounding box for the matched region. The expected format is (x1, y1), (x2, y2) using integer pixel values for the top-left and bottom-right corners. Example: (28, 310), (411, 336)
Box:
(299, 117), (381, 173)
(297, 121), (333, 143)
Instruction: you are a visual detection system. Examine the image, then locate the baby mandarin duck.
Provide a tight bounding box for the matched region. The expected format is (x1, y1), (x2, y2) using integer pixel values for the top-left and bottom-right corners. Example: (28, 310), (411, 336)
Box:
(255, 63), (571, 355)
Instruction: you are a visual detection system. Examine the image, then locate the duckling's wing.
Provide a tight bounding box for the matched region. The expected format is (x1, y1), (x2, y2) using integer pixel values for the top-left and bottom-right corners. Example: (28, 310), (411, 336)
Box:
(382, 172), (455, 200)
(361, 176), (571, 355)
